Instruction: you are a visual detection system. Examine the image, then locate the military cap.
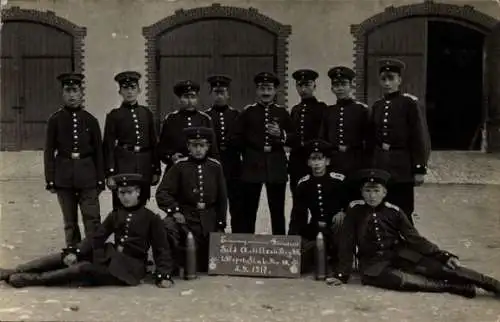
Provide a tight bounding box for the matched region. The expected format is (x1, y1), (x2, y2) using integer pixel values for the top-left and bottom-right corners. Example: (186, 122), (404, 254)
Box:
(207, 75), (232, 89)
(174, 80), (200, 97)
(378, 58), (405, 75)
(254, 72), (280, 87)
(114, 71), (141, 86)
(292, 69), (319, 84)
(303, 139), (333, 157)
(184, 126), (213, 143)
(111, 173), (145, 187)
(328, 66), (355, 81)
(57, 73), (84, 86)
(356, 168), (391, 186)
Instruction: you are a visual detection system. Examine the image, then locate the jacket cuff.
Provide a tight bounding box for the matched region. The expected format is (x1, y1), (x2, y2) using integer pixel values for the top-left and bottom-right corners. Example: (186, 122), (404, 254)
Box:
(46, 181), (55, 190)
(106, 168), (115, 177)
(154, 272), (173, 284)
(166, 206), (180, 215)
(435, 250), (458, 264)
(61, 246), (82, 261)
(413, 164), (427, 175)
(332, 272), (350, 284)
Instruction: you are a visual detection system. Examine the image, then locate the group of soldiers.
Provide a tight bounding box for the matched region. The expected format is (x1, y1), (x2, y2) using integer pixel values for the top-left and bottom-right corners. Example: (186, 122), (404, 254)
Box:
(1, 59), (500, 299)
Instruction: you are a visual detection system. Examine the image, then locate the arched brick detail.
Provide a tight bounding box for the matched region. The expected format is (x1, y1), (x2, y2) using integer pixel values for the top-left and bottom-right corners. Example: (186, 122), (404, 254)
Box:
(1, 6), (87, 75)
(142, 3), (292, 116)
(350, 0), (498, 102)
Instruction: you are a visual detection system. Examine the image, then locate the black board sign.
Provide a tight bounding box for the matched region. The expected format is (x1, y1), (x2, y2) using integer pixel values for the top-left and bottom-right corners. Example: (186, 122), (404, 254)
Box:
(208, 233), (302, 278)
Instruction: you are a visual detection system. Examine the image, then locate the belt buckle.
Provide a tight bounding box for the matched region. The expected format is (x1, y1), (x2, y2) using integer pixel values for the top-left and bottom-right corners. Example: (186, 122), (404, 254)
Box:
(382, 143), (391, 151)
(71, 152), (80, 159)
(338, 145), (347, 152)
(117, 245), (124, 252)
(133, 146), (141, 152)
(264, 146), (272, 152)
(197, 202), (206, 210)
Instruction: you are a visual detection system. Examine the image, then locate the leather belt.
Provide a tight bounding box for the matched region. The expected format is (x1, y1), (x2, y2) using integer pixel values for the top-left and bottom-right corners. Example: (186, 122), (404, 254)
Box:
(118, 144), (151, 153)
(58, 151), (93, 160)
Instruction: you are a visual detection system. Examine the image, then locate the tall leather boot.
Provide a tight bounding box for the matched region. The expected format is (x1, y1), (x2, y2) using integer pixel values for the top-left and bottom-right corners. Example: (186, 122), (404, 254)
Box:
(452, 267), (500, 296)
(0, 253), (62, 282)
(398, 271), (476, 298)
(7, 262), (88, 288)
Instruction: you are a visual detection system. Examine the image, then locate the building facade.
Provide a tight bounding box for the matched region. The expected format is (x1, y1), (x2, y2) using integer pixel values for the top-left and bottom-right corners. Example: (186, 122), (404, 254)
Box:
(1, 0), (499, 152)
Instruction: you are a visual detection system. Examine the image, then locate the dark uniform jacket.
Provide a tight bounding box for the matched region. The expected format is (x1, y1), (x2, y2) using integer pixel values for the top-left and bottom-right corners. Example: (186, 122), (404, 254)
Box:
(288, 172), (348, 239)
(367, 92), (430, 182)
(77, 206), (174, 286)
(103, 103), (161, 183)
(157, 109), (219, 166)
(156, 157), (228, 234)
(336, 200), (455, 282)
(288, 97), (327, 177)
(205, 105), (242, 180)
(44, 106), (105, 190)
(231, 102), (294, 183)
(319, 98), (370, 176)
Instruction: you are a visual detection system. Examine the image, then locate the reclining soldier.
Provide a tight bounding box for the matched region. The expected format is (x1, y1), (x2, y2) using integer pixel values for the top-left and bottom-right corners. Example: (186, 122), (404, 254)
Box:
(288, 139), (348, 275)
(0, 173), (174, 289)
(330, 168), (500, 298)
(156, 127), (227, 274)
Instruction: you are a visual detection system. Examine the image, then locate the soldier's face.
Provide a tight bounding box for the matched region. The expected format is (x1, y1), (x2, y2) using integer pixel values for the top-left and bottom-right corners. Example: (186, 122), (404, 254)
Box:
(179, 92), (199, 109)
(331, 79), (353, 99)
(119, 83), (141, 103)
(307, 153), (330, 175)
(188, 140), (210, 159)
(117, 186), (141, 208)
(62, 85), (83, 108)
(296, 81), (315, 98)
(361, 183), (387, 207)
(379, 72), (401, 93)
(256, 84), (277, 104)
(211, 88), (230, 106)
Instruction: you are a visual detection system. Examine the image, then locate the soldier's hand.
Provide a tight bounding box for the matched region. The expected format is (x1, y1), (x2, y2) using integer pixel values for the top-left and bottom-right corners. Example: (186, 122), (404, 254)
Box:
(171, 153), (184, 163)
(446, 257), (461, 270)
(266, 122), (281, 137)
(106, 177), (116, 189)
(325, 276), (343, 286)
(151, 174), (160, 185)
(173, 212), (186, 224)
(332, 211), (346, 228)
(63, 253), (78, 267)
(157, 279), (174, 288)
(414, 174), (425, 186)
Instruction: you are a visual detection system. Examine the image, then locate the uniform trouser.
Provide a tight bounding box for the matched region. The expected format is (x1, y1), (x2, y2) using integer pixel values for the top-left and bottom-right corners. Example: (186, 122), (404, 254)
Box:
(238, 182), (286, 235)
(226, 178), (243, 233)
(362, 256), (500, 297)
(163, 217), (210, 273)
(386, 182), (415, 225)
(3, 253), (124, 287)
(299, 223), (342, 274)
(56, 188), (101, 247)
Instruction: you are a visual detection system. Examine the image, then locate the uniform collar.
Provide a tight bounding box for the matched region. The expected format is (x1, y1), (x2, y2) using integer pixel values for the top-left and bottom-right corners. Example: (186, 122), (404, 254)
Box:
(213, 104), (229, 112)
(179, 108), (198, 115)
(337, 97), (354, 106)
(121, 101), (139, 109)
(300, 96), (318, 104)
(63, 105), (83, 111)
(188, 155), (208, 163)
(383, 91), (401, 100)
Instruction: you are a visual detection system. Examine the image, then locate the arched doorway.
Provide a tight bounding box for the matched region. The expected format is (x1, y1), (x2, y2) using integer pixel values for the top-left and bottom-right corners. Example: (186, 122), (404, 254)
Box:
(0, 7), (86, 151)
(143, 3), (291, 121)
(351, 1), (500, 152)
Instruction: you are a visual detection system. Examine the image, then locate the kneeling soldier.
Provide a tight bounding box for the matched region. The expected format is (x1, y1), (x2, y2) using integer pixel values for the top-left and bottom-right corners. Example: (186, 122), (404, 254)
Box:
(330, 169), (500, 298)
(0, 174), (174, 289)
(288, 139), (348, 274)
(156, 127), (227, 274)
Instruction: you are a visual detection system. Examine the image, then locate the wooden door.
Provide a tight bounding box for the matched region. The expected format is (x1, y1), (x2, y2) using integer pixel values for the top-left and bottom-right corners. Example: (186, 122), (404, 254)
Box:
(156, 18), (278, 118)
(0, 21), (73, 150)
(485, 23), (500, 152)
(365, 18), (428, 109)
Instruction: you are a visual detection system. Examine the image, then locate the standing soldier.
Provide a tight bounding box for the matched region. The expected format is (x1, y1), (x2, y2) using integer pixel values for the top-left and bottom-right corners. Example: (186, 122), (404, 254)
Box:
(320, 66), (370, 203)
(205, 75), (242, 232)
(367, 59), (430, 224)
(288, 69), (328, 197)
(103, 71), (161, 210)
(232, 72), (293, 235)
(157, 127), (227, 273)
(157, 80), (219, 172)
(44, 73), (104, 248)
